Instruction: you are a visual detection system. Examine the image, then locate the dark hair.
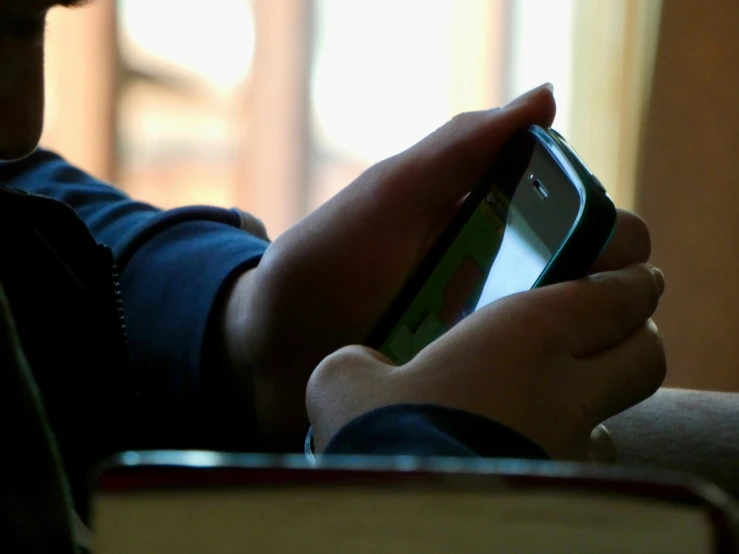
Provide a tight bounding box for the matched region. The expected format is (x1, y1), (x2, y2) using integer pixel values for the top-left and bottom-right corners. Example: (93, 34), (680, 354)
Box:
(57, 0), (92, 7)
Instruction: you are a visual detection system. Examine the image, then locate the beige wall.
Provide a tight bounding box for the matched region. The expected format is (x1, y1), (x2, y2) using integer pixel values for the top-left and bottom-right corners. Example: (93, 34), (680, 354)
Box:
(637, 0), (739, 390)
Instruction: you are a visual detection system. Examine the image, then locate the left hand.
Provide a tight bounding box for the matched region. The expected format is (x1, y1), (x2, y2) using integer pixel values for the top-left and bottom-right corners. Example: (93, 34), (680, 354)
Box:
(219, 84), (650, 447)
(306, 262), (665, 459)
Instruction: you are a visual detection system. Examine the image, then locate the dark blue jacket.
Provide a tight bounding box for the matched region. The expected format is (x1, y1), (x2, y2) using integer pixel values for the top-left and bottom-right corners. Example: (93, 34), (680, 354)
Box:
(0, 150), (547, 520)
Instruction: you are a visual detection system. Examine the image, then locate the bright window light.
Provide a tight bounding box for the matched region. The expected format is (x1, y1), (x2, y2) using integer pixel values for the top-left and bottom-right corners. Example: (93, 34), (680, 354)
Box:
(311, 0), (454, 164)
(118, 0), (255, 91)
(507, 0), (576, 137)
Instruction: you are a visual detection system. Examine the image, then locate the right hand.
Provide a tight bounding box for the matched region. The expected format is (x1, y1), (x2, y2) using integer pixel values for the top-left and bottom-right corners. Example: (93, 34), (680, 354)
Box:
(307, 263), (666, 460)
(220, 84), (558, 445)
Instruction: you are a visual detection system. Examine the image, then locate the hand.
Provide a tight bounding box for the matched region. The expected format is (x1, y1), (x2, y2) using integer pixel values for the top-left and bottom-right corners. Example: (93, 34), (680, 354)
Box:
(219, 83), (649, 446)
(306, 262), (666, 460)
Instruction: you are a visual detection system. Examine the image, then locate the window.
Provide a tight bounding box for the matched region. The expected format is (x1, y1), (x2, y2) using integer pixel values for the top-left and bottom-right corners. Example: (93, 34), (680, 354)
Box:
(309, 0), (508, 213)
(116, 0), (256, 209)
(41, 0), (661, 237)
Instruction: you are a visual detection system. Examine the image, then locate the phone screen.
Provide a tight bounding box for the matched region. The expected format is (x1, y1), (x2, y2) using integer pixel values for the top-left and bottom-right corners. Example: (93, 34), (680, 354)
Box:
(379, 141), (583, 364)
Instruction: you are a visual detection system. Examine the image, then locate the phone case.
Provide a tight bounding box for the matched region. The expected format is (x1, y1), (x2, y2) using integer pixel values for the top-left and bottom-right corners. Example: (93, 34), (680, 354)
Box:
(367, 125), (617, 350)
(530, 126), (617, 286)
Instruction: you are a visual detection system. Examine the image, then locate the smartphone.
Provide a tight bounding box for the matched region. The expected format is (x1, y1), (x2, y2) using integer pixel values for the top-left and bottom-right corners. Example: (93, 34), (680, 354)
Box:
(367, 125), (617, 365)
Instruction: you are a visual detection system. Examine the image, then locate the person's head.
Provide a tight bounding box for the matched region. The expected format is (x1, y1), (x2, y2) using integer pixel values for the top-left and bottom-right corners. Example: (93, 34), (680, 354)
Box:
(0, 0), (86, 161)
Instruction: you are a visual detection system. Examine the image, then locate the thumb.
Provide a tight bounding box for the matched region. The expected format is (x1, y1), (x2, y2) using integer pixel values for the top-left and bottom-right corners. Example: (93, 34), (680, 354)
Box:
(529, 263), (665, 357)
(388, 83), (557, 212)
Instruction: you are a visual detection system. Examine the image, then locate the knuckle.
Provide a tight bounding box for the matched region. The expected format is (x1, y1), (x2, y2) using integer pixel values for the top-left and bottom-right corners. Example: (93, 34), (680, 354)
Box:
(631, 214), (652, 261)
(306, 346), (373, 418)
(443, 114), (482, 160)
(307, 345), (388, 396)
(643, 319), (667, 389)
(589, 269), (656, 333)
(499, 293), (566, 358)
(410, 109), (502, 184)
(306, 346), (395, 448)
(448, 110), (481, 130)
(445, 110), (493, 148)
(609, 292), (640, 332)
(307, 347), (356, 394)
(619, 210), (652, 262)
(311, 345), (373, 379)
(634, 264), (662, 314)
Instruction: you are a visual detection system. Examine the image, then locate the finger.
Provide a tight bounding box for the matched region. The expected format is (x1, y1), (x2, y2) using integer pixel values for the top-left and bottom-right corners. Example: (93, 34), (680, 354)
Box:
(588, 424), (617, 464)
(590, 209), (651, 274)
(534, 263), (665, 357)
(580, 319), (666, 425)
(383, 83), (557, 211)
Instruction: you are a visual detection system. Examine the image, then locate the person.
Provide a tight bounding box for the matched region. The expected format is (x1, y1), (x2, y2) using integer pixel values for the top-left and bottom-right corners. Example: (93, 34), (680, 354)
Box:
(0, 1), (733, 552)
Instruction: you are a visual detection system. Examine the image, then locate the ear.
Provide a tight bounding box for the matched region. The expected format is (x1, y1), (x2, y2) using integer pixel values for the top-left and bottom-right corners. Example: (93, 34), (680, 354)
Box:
(0, 41), (45, 161)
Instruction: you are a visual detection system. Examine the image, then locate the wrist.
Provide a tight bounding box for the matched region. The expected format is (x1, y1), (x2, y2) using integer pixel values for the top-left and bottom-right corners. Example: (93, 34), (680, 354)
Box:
(199, 266), (260, 449)
(219, 265), (311, 449)
(219, 267), (258, 373)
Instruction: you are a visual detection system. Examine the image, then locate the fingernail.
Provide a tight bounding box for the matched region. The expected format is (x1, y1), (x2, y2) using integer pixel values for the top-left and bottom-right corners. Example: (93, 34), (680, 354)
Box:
(588, 424), (617, 464)
(504, 82), (555, 110)
(652, 266), (665, 295)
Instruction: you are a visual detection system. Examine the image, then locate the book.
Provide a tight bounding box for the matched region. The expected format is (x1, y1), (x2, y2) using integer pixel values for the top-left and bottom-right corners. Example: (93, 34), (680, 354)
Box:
(91, 452), (739, 553)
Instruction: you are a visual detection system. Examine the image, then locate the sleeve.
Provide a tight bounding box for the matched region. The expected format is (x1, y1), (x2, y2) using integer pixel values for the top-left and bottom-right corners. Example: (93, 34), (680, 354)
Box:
(0, 149), (270, 443)
(323, 404), (550, 459)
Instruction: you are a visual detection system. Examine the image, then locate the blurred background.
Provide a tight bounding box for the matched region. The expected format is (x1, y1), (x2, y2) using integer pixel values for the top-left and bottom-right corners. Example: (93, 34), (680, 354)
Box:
(41, 0), (739, 392)
(42, 0), (659, 230)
